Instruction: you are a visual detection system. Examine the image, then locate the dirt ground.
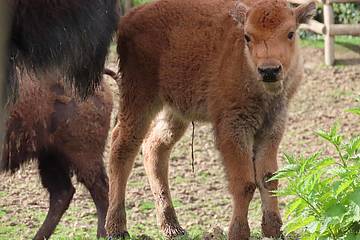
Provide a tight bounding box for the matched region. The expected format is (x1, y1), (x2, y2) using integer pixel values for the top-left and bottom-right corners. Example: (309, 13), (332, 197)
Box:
(0, 46), (359, 240)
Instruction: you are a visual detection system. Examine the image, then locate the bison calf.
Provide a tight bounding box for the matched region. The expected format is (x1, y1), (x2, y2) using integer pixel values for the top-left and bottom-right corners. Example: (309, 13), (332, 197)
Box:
(106, 0), (316, 239)
(1, 73), (113, 239)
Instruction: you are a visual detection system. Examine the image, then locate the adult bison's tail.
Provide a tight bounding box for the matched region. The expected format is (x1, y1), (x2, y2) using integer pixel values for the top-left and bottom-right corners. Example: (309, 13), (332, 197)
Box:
(9, 0), (119, 99)
(0, 114), (33, 173)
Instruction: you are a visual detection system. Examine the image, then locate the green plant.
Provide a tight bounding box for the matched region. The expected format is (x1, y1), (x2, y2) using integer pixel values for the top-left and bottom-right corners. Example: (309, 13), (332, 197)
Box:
(132, 0), (151, 6)
(272, 98), (360, 239)
(333, 3), (360, 24)
(313, 3), (360, 25)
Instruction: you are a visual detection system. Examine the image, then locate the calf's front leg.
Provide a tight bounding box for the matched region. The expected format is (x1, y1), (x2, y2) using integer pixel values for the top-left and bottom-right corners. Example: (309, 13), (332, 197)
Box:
(215, 124), (256, 240)
(254, 122), (285, 238)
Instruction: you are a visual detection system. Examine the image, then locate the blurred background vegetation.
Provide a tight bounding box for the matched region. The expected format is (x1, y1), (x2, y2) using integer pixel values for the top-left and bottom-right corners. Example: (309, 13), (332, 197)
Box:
(123, 0), (360, 25)
(300, 2), (360, 40)
(120, 0), (360, 48)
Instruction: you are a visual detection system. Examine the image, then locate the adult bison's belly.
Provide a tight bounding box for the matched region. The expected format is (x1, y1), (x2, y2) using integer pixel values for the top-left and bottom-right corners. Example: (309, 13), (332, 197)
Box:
(50, 83), (112, 152)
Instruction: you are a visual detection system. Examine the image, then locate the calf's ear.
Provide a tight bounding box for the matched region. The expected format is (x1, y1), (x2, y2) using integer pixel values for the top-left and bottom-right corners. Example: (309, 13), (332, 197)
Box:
(230, 1), (248, 24)
(295, 1), (316, 24)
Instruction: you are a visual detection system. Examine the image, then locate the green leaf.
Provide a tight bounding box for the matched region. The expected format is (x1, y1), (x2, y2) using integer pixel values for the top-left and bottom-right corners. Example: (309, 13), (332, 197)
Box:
(271, 164), (299, 180)
(316, 130), (332, 142)
(283, 216), (316, 234)
(344, 232), (360, 240)
(330, 122), (340, 136)
(285, 198), (305, 218)
(344, 136), (360, 161)
(320, 217), (332, 234)
(324, 203), (347, 218)
(315, 157), (336, 170)
(283, 153), (297, 164)
(335, 179), (353, 196)
(307, 221), (320, 234)
(349, 189), (360, 206)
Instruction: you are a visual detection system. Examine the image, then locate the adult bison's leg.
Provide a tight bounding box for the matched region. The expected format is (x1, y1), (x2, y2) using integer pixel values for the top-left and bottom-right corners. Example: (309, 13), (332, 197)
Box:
(143, 109), (188, 238)
(215, 121), (256, 240)
(254, 113), (286, 238)
(35, 152), (75, 240)
(75, 155), (109, 238)
(84, 168), (109, 238)
(106, 86), (159, 238)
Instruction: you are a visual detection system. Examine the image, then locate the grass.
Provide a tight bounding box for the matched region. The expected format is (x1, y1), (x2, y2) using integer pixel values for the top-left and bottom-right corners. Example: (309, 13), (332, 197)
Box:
(300, 36), (360, 50)
(111, 224), (211, 240)
(139, 201), (156, 212)
(133, 0), (152, 6)
(0, 203), (99, 240)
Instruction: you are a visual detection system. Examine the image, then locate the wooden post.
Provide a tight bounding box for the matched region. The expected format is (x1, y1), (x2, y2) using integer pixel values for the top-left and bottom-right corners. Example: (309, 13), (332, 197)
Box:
(124, 0), (133, 14)
(324, 2), (335, 65)
(288, 0), (359, 65)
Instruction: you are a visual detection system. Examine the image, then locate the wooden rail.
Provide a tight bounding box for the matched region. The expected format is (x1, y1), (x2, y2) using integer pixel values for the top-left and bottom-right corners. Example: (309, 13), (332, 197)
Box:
(289, 0), (360, 65)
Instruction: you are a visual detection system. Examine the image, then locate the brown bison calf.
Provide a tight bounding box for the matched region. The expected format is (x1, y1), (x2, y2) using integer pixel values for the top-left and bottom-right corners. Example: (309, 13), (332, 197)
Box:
(1, 73), (113, 240)
(106, 0), (316, 239)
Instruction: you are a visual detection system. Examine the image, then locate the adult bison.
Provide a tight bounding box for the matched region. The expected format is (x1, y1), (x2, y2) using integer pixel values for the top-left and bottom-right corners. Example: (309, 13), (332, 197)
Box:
(106, 0), (316, 239)
(1, 72), (114, 240)
(0, 0), (119, 159)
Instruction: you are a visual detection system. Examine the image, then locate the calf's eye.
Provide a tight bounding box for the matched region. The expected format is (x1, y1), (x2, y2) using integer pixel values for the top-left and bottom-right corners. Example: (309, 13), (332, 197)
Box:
(245, 34), (251, 43)
(288, 31), (295, 40)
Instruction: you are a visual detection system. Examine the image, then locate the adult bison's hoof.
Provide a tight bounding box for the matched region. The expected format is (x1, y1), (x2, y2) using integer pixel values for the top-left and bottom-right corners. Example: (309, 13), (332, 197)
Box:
(262, 212), (283, 238)
(162, 223), (186, 239)
(107, 231), (131, 240)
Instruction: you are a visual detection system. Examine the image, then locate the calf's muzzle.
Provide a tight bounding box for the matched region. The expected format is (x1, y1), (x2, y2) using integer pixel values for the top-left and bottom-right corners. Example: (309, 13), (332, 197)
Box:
(258, 65), (282, 82)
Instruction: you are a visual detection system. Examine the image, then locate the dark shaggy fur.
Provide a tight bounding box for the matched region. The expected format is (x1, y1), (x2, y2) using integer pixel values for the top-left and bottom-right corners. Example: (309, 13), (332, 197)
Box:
(0, 2), (11, 165)
(1, 72), (113, 240)
(1, 0), (118, 168)
(8, 0), (119, 99)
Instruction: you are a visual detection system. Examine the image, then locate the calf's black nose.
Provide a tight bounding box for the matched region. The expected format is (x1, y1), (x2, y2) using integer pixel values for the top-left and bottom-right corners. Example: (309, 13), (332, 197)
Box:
(258, 65), (282, 82)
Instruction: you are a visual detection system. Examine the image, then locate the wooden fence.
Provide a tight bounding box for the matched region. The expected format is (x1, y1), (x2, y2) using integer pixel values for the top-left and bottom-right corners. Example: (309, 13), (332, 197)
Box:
(288, 0), (360, 65)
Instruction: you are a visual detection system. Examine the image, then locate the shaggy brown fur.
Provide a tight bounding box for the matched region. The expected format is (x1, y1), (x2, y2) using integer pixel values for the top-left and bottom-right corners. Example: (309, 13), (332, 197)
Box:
(1, 72), (113, 240)
(106, 0), (315, 239)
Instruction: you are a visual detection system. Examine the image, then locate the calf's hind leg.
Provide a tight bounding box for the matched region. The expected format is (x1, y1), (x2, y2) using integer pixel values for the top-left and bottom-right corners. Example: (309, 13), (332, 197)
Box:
(143, 109), (188, 238)
(34, 152), (75, 240)
(105, 96), (158, 238)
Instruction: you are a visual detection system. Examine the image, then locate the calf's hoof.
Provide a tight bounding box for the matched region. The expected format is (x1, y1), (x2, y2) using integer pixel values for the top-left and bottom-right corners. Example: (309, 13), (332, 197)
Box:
(162, 224), (186, 239)
(107, 231), (130, 240)
(228, 218), (250, 240)
(262, 212), (283, 238)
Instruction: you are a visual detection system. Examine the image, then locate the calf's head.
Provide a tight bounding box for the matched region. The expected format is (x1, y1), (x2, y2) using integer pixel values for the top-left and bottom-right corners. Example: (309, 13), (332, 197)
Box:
(232, 0), (316, 94)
